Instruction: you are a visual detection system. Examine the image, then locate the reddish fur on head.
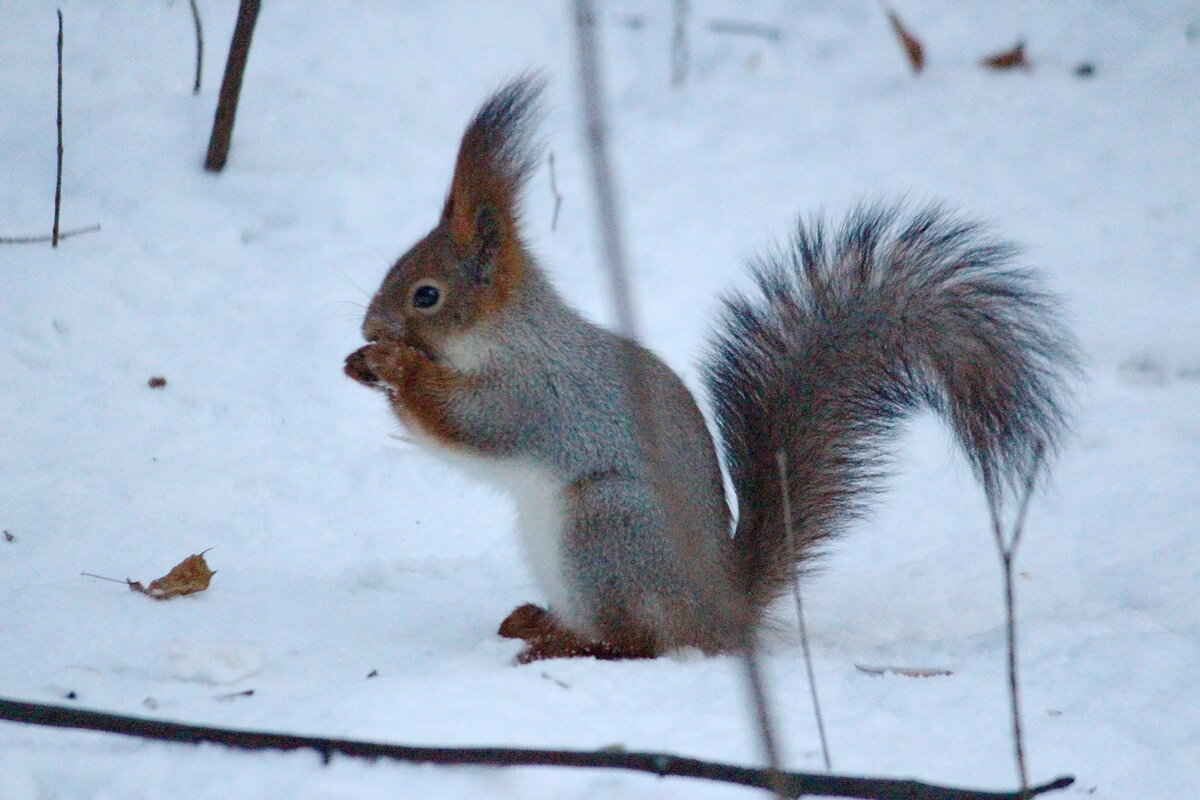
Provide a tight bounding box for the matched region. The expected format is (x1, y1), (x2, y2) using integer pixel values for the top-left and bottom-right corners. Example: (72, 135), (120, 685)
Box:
(440, 75), (545, 316)
(360, 76), (546, 361)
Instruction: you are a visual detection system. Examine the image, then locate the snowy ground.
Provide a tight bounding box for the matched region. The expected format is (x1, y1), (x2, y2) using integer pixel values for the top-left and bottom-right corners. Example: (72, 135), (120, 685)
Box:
(2, 1), (1198, 798)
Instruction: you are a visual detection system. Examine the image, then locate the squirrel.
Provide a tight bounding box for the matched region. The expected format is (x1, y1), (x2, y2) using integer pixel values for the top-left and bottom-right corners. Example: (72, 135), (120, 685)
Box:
(345, 77), (1078, 663)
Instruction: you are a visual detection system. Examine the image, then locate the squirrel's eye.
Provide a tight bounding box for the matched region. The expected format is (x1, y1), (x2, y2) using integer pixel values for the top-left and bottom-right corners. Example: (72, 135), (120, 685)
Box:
(411, 283), (442, 311)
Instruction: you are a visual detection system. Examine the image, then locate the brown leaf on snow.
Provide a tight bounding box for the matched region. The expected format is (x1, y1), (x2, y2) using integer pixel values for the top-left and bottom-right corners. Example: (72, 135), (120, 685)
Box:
(884, 6), (924, 74)
(982, 40), (1029, 71)
(129, 552), (215, 600)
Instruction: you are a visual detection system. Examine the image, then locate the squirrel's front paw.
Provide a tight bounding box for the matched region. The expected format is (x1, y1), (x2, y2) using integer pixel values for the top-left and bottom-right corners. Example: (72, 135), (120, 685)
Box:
(344, 345), (384, 389)
(362, 339), (428, 388)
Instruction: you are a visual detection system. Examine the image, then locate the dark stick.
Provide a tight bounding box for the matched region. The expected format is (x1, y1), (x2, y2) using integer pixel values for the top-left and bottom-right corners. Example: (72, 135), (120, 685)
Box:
(52, 9), (63, 248)
(204, 0), (261, 172)
(0, 224), (99, 245)
(189, 0), (204, 94)
(0, 697), (1075, 800)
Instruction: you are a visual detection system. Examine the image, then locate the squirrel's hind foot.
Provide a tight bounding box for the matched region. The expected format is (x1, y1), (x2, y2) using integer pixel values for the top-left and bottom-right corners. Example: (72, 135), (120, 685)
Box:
(498, 603), (656, 663)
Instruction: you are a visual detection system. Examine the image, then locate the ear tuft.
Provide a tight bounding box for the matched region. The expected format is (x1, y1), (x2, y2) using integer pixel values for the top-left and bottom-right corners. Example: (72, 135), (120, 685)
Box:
(444, 75), (545, 256)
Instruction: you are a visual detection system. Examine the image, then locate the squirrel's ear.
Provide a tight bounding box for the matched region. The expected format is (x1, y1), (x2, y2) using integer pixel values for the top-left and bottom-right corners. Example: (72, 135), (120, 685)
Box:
(442, 76), (544, 285)
(461, 203), (503, 283)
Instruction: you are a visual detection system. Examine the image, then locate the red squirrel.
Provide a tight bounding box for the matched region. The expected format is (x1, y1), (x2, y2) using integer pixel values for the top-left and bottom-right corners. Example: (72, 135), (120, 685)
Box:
(345, 77), (1077, 663)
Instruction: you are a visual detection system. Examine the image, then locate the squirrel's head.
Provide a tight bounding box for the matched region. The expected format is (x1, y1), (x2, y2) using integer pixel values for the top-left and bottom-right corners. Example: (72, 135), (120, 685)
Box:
(363, 75), (544, 359)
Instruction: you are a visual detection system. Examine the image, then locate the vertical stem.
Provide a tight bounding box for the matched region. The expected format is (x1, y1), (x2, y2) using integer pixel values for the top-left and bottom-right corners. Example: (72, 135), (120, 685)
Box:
(986, 445), (1043, 799)
(572, 5), (780, 790)
(572, 0), (638, 341)
(205, 0), (261, 172)
(671, 0), (690, 87)
(777, 451), (833, 771)
(189, 0), (204, 95)
(999, 552), (1029, 795)
(548, 152), (563, 232)
(742, 644), (786, 798)
(52, 9), (63, 248)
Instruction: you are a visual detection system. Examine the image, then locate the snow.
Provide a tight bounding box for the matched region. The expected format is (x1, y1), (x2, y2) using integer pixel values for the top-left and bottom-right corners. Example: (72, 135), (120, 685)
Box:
(2, 1), (1198, 797)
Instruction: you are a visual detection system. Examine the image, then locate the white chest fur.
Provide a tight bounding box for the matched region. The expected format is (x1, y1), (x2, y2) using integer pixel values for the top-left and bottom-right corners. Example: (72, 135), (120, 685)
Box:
(413, 437), (571, 615)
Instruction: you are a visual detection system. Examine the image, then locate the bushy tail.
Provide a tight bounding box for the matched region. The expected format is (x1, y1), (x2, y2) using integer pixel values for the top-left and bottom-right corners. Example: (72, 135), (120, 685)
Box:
(703, 204), (1079, 614)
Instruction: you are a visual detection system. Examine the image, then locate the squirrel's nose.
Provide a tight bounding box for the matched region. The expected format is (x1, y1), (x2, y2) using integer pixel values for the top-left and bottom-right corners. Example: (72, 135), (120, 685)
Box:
(362, 309), (404, 343)
(362, 312), (385, 343)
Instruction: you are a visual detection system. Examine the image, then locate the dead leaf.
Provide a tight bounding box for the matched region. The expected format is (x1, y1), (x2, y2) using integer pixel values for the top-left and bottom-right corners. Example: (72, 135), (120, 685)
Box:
(856, 663), (953, 678)
(982, 40), (1029, 70)
(884, 6), (924, 74)
(129, 551), (215, 600)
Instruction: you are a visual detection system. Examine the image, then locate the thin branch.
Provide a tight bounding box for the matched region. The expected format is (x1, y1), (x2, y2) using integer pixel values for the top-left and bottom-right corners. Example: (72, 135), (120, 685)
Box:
(572, 0), (638, 342)
(0, 224), (99, 245)
(777, 451), (833, 771)
(671, 0), (690, 87)
(205, 0), (261, 172)
(0, 697), (1075, 800)
(708, 19), (783, 42)
(189, 0), (204, 94)
(984, 443), (1046, 798)
(53, 9), (63, 248)
(547, 152), (564, 231)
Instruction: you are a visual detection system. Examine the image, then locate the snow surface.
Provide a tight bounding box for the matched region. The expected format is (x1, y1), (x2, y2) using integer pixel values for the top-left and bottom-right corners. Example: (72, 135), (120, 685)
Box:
(2, 1), (1198, 798)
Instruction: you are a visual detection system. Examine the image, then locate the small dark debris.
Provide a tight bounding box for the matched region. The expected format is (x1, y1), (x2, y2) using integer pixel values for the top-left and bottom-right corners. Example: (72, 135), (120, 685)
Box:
(1074, 62), (1095, 78)
(148, 376), (167, 389)
(66, 691), (77, 700)
(540, 671), (570, 689)
(214, 689), (255, 701)
(366, 669), (379, 679)
(4, 531), (13, 542)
